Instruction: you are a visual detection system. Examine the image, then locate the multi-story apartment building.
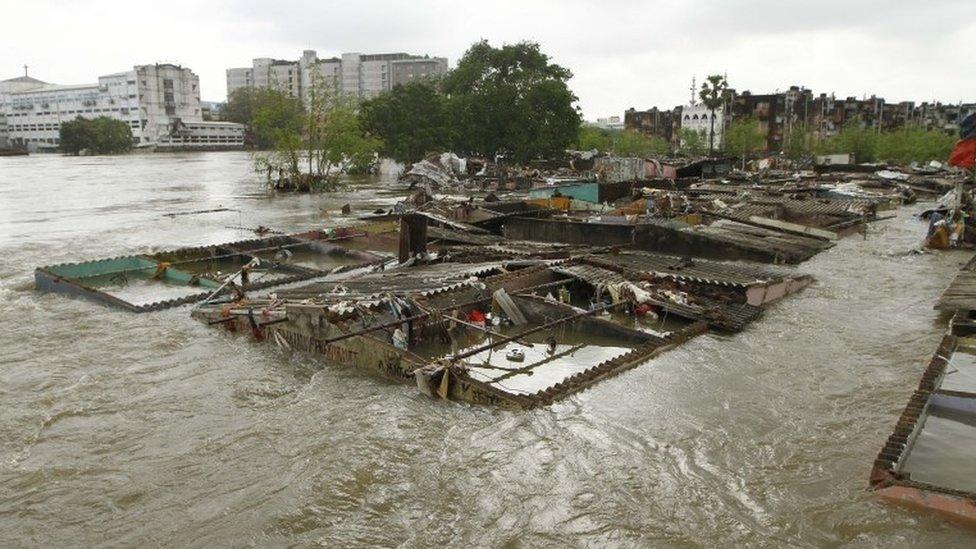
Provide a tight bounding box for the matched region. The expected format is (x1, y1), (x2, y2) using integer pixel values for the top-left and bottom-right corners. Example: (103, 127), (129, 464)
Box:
(0, 64), (244, 152)
(623, 106), (681, 146)
(226, 50), (448, 101)
(593, 115), (625, 131)
(626, 83), (976, 153)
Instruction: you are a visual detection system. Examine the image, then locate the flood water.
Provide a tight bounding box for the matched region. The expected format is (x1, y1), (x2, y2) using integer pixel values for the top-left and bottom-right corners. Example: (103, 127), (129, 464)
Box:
(2, 152), (975, 546)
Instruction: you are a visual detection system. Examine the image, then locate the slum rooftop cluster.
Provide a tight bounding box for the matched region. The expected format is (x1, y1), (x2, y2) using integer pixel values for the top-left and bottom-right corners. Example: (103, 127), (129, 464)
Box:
(35, 150), (969, 411)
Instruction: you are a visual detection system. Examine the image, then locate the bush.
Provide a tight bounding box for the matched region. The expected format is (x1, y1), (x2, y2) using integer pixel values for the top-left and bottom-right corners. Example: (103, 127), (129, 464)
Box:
(723, 118), (766, 158)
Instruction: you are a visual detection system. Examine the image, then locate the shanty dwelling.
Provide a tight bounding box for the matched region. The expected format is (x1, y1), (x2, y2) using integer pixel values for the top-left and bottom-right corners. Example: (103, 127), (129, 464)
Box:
(502, 213), (834, 264)
(190, 248), (814, 408)
(34, 224), (397, 312)
(191, 262), (701, 408)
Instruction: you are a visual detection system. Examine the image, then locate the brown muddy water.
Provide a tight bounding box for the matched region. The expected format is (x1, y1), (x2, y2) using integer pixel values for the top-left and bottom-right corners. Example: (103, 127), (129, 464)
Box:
(1, 152), (975, 547)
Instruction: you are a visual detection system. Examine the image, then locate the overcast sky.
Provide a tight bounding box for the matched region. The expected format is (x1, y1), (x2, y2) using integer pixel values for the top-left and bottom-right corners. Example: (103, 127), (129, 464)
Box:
(4, 0), (974, 119)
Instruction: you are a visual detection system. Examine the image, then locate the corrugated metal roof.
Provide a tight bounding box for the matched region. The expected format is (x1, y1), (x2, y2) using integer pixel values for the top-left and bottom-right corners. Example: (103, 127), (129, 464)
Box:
(551, 260), (766, 331)
(275, 262), (506, 301)
(694, 220), (832, 260)
(581, 251), (806, 288)
(936, 254), (976, 312)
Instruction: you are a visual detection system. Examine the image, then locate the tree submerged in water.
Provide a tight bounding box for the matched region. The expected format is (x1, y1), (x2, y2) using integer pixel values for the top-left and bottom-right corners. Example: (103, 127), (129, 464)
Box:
(253, 77), (381, 192)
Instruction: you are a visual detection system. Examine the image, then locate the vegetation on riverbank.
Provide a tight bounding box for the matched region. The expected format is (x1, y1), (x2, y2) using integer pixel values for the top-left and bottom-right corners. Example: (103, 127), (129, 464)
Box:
(59, 116), (132, 155)
(225, 40), (582, 184)
(251, 77), (381, 192)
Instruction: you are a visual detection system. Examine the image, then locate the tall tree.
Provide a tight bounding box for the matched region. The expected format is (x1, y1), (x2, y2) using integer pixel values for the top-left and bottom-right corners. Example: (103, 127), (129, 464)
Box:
(443, 40), (581, 163)
(224, 88), (304, 149)
(303, 76), (381, 180)
(221, 88), (257, 125)
(784, 123), (813, 161)
(252, 91), (305, 173)
(253, 77), (380, 190)
(360, 80), (449, 164)
(59, 117), (95, 155)
(723, 118), (766, 167)
(698, 74), (728, 154)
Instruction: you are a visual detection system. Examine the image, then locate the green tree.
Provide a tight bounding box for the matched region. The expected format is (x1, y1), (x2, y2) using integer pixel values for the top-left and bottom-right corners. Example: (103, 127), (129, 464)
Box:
(698, 74), (728, 153)
(59, 117), (95, 155)
(443, 40), (581, 163)
(248, 89), (305, 155)
(254, 77), (380, 191)
(304, 77), (381, 179)
(59, 116), (131, 155)
(678, 127), (707, 156)
(876, 126), (956, 165)
(222, 88), (250, 124)
(360, 80), (449, 164)
(224, 87), (304, 149)
(576, 125), (613, 151)
(817, 121), (878, 163)
(613, 130), (670, 156)
(784, 123), (814, 161)
(90, 117), (133, 154)
(723, 118), (766, 165)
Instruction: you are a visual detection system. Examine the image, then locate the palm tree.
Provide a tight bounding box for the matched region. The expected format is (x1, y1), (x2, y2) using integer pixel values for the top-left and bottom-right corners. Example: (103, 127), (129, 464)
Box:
(698, 74), (728, 154)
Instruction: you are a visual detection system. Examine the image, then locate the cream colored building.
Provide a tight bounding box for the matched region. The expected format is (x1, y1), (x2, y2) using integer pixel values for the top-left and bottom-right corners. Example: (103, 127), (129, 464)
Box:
(226, 50), (448, 100)
(0, 64), (244, 151)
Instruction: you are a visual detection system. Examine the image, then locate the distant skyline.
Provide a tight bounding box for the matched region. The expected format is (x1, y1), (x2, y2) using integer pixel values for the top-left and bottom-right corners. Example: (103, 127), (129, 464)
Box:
(3, 0), (974, 119)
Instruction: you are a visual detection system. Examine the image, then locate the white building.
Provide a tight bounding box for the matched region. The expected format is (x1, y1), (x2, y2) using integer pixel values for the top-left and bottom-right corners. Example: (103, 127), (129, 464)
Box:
(0, 64), (244, 152)
(226, 50), (448, 101)
(594, 116), (625, 131)
(0, 73), (48, 148)
(681, 103), (725, 149)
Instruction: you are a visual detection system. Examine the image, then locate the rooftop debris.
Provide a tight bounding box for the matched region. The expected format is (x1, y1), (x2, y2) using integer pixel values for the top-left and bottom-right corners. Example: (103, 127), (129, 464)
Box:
(33, 154), (975, 416)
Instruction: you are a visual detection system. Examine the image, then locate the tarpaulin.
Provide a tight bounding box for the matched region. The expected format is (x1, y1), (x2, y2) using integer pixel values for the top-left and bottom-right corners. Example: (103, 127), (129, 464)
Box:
(949, 138), (976, 169)
(960, 112), (976, 141)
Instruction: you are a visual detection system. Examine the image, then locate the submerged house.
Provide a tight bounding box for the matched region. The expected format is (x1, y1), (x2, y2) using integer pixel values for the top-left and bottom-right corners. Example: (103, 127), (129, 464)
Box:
(190, 248), (812, 408)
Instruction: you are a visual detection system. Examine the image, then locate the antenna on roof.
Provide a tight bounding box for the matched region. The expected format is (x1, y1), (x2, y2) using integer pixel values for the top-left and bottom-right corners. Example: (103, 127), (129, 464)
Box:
(24, 64), (28, 77)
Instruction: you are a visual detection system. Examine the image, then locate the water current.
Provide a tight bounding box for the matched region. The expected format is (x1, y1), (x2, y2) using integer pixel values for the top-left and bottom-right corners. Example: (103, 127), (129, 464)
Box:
(1, 152), (974, 546)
